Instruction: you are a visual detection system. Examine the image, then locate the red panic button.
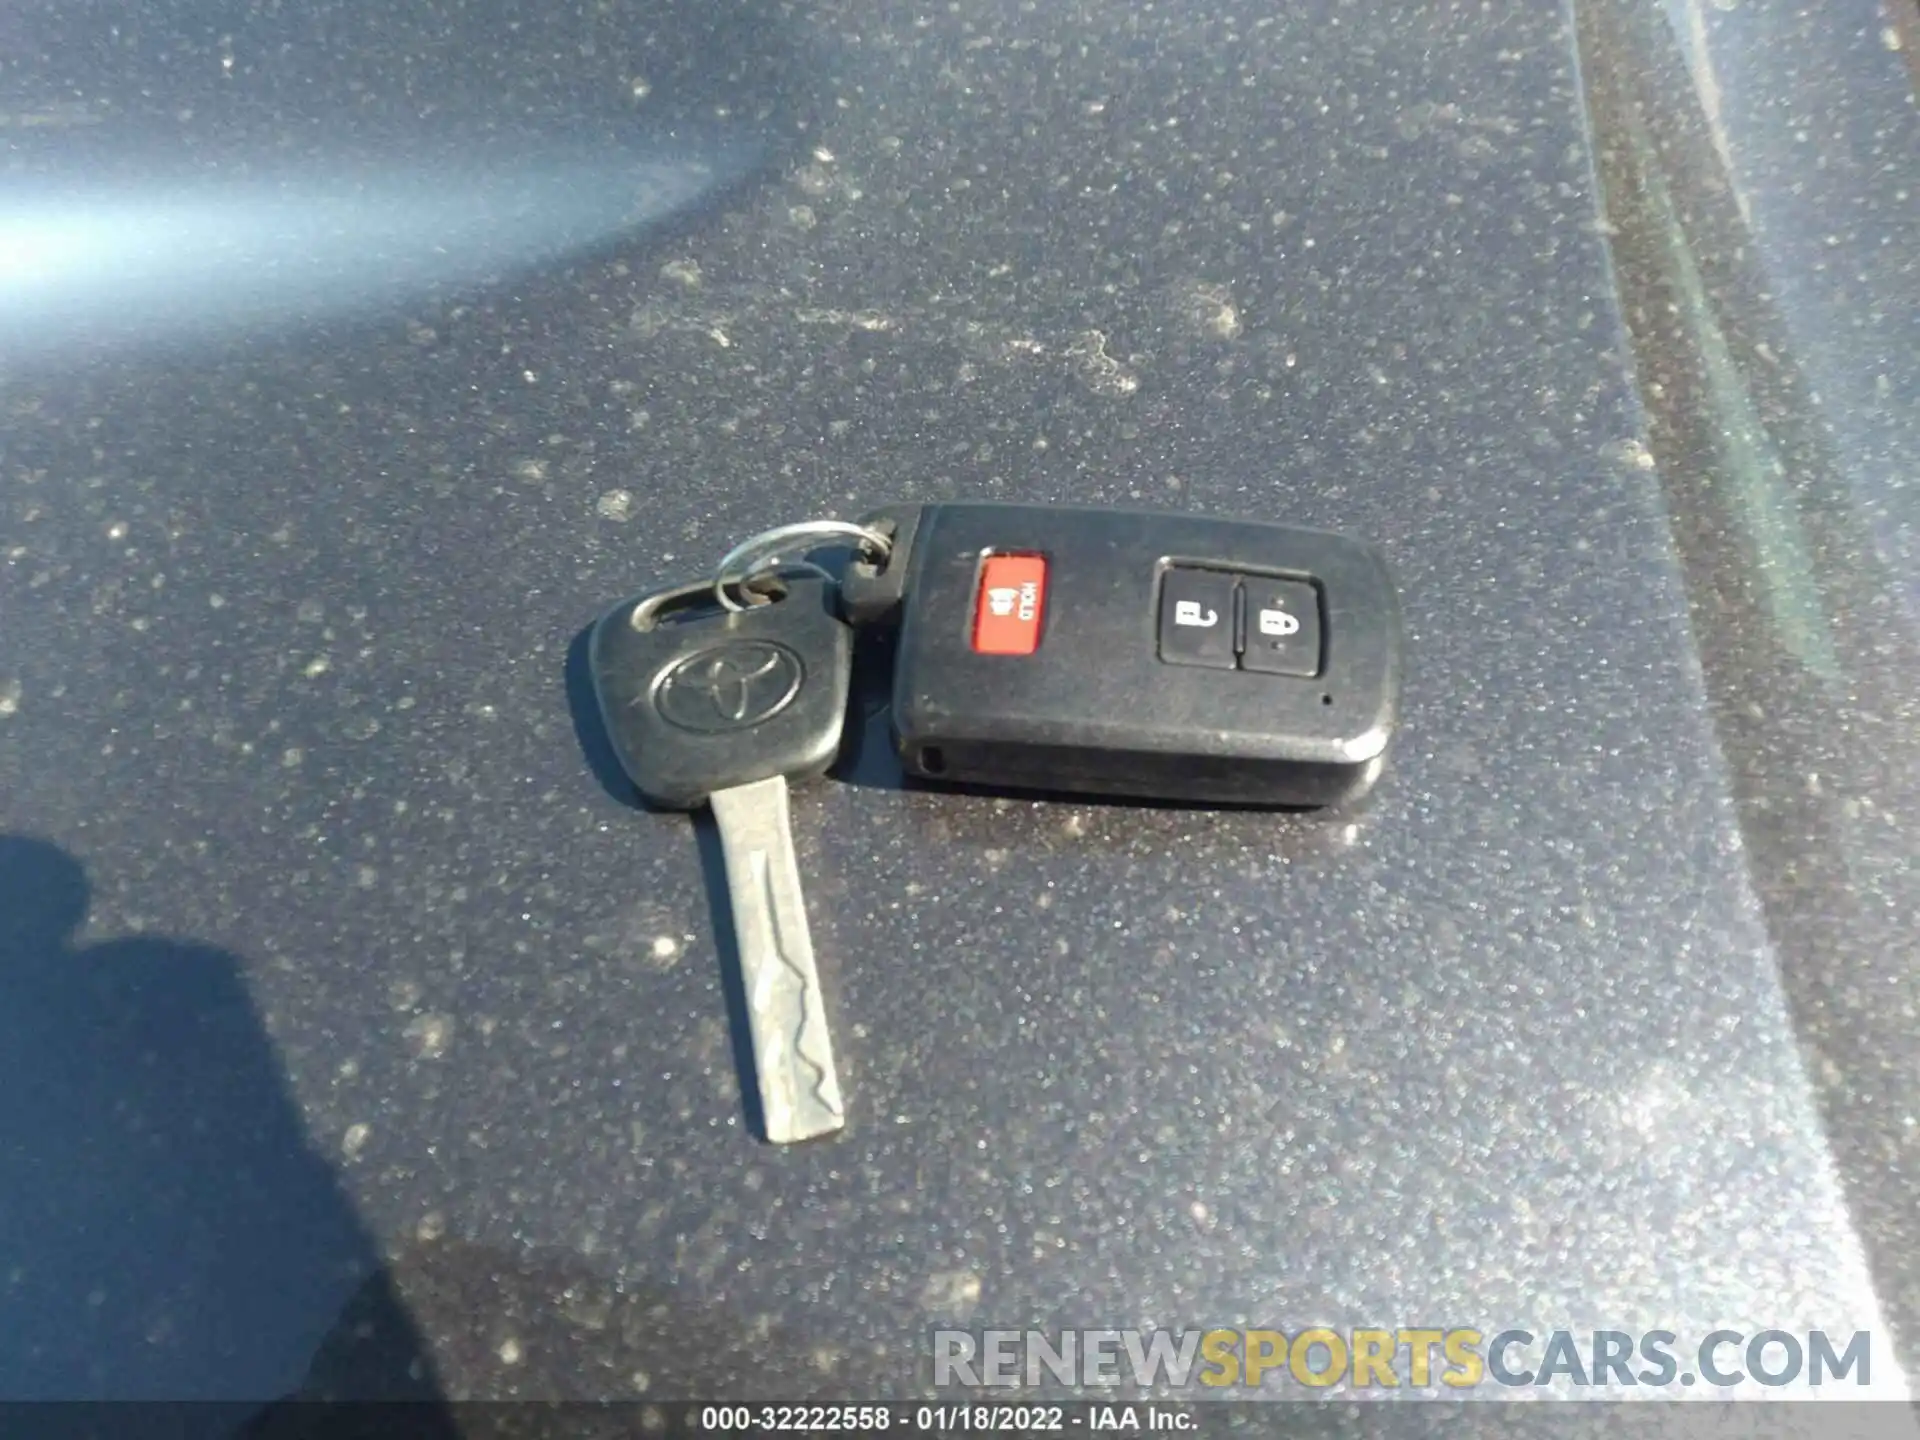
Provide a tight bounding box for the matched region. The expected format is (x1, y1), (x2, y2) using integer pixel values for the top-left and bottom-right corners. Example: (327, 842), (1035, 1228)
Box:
(972, 554), (1048, 654)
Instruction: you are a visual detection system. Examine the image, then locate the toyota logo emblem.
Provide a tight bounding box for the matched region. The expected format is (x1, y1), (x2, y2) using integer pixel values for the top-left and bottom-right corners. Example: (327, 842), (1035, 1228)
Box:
(654, 641), (804, 733)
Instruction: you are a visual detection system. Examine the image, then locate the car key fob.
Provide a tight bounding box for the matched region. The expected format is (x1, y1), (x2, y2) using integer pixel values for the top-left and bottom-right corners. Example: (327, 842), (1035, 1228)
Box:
(587, 570), (856, 1142)
(842, 502), (1402, 807)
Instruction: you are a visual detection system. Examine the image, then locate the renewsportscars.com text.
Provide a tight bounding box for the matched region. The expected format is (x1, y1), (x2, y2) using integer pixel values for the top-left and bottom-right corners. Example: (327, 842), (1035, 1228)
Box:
(932, 1328), (1873, 1390)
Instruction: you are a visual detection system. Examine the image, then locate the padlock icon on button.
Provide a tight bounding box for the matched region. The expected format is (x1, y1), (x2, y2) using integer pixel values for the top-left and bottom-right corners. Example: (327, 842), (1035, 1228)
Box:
(1258, 607), (1301, 638)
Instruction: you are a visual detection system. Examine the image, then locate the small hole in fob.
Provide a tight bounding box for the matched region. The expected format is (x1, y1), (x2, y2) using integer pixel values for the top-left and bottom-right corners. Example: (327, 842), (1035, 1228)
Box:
(639, 574), (788, 629)
(1321, 693), (1334, 705)
(918, 746), (947, 775)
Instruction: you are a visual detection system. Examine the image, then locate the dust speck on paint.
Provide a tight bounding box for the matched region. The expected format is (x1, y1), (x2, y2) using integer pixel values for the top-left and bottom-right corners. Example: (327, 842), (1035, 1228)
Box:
(341, 1123), (371, 1159)
(596, 490), (636, 522)
(405, 1013), (454, 1060)
(920, 1269), (983, 1317)
(1064, 330), (1138, 396)
(0, 678), (20, 717)
(1180, 281), (1241, 340)
(1603, 437), (1657, 471)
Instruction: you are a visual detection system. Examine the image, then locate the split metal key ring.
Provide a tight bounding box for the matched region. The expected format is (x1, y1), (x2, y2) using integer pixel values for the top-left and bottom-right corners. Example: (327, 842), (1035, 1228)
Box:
(711, 519), (893, 612)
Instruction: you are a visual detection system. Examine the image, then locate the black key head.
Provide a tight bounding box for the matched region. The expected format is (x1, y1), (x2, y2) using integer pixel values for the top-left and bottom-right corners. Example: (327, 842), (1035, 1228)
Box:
(588, 574), (854, 809)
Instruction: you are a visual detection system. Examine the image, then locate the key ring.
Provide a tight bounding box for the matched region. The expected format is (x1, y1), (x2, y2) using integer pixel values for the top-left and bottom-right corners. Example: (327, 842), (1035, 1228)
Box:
(712, 519), (893, 612)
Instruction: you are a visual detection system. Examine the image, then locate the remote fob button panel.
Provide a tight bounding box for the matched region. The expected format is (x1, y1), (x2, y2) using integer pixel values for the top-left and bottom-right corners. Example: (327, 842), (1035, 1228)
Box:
(1158, 568), (1238, 670)
(1238, 575), (1322, 677)
(873, 502), (1402, 808)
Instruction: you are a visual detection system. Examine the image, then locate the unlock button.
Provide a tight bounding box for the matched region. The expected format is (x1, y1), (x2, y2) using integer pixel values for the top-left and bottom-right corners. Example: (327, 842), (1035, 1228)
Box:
(1158, 568), (1238, 670)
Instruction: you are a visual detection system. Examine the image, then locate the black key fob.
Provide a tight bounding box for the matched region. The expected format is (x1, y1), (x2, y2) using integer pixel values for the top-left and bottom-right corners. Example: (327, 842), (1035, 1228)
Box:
(842, 502), (1402, 808)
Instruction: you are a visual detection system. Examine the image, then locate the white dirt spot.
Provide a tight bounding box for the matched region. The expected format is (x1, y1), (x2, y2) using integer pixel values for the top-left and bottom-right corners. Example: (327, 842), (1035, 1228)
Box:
(404, 1012), (454, 1059)
(1064, 330), (1138, 396)
(920, 1269), (983, 1318)
(1604, 437), (1658, 471)
(794, 308), (893, 331)
(1178, 281), (1241, 340)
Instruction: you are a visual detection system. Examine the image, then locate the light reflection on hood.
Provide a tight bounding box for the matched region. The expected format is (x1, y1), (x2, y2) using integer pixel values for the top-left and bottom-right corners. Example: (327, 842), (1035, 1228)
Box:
(0, 144), (751, 354)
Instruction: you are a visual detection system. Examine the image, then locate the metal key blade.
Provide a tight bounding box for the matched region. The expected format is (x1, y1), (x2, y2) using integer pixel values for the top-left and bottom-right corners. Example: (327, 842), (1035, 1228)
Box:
(708, 774), (846, 1144)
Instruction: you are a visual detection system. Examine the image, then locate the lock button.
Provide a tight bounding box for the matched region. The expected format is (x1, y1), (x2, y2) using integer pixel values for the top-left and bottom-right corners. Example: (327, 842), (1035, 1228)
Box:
(1158, 567), (1238, 669)
(1240, 575), (1322, 677)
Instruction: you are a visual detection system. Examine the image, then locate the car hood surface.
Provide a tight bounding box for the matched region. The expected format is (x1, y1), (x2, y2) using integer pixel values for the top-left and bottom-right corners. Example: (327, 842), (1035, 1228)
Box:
(1, 0), (1916, 1408)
